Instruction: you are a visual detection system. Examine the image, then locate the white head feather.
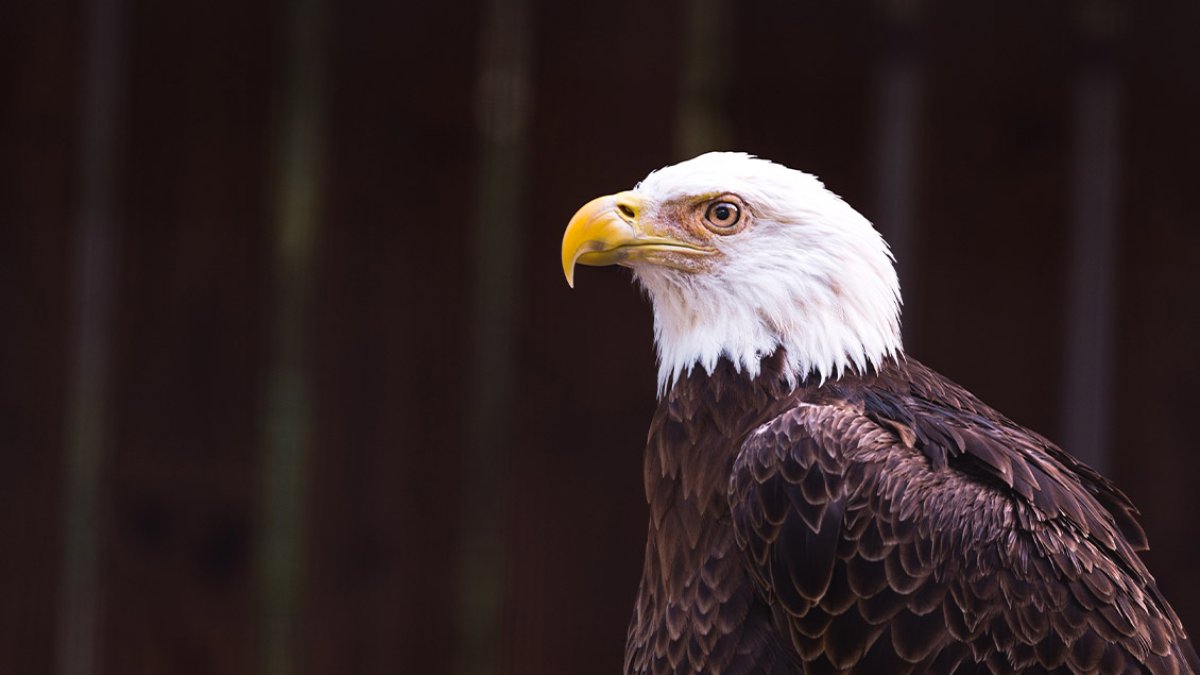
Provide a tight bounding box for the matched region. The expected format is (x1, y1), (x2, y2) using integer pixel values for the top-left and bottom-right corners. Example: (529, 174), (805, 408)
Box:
(626, 152), (903, 395)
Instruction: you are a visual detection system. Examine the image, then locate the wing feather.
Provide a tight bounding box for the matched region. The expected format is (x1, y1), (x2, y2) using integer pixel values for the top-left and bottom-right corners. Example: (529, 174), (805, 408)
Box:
(729, 397), (1198, 674)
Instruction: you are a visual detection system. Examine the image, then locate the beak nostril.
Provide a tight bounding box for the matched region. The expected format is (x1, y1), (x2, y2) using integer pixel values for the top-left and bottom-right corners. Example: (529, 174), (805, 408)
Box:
(616, 203), (637, 220)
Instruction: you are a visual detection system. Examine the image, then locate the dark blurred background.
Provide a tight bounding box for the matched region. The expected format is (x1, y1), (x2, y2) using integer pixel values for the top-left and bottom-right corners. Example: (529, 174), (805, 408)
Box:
(4, 0), (1200, 673)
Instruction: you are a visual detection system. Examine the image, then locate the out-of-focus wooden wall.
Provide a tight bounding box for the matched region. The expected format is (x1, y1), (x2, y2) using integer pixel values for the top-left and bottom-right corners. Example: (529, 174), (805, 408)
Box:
(2, 1), (1198, 674)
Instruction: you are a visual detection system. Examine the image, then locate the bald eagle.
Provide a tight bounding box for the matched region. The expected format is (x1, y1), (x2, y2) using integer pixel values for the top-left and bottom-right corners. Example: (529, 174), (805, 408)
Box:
(561, 153), (1198, 674)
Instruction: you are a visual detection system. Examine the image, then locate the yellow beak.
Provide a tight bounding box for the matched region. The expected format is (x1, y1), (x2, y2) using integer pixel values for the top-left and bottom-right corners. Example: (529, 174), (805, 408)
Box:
(561, 191), (710, 287)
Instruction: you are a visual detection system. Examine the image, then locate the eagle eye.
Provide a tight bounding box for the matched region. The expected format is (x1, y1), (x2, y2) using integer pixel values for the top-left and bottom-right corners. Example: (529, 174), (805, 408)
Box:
(704, 200), (741, 230)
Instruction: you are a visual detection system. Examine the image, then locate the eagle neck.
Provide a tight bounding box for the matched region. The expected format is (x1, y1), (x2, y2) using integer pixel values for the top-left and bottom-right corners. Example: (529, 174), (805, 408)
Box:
(651, 352), (800, 499)
(626, 353), (807, 673)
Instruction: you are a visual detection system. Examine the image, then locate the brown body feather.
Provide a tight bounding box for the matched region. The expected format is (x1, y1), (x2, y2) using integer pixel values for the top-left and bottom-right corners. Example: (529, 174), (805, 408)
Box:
(625, 352), (1198, 674)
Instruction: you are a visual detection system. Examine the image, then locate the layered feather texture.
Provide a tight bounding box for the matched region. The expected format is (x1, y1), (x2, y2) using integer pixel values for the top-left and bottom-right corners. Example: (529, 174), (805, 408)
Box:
(628, 355), (1198, 674)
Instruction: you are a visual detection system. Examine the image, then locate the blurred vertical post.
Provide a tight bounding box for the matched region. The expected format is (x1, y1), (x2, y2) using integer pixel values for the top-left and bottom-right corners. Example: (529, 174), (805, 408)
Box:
(457, 0), (531, 672)
(258, 0), (323, 673)
(873, 0), (924, 348)
(1061, 0), (1122, 474)
(676, 0), (731, 157)
(57, 0), (124, 673)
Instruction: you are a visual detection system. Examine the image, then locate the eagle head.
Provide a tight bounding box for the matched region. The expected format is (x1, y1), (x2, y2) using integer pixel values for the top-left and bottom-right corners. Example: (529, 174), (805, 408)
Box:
(562, 152), (903, 394)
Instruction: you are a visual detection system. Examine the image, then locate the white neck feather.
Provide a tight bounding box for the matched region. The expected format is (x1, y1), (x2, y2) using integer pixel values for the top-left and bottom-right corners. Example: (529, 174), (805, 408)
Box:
(630, 154), (904, 396)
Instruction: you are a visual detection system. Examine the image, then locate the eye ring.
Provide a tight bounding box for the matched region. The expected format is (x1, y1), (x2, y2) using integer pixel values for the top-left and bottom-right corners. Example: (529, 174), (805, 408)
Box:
(704, 200), (741, 229)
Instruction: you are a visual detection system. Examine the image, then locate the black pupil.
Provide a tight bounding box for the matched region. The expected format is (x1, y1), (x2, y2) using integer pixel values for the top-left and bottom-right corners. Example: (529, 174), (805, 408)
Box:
(714, 206), (730, 220)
